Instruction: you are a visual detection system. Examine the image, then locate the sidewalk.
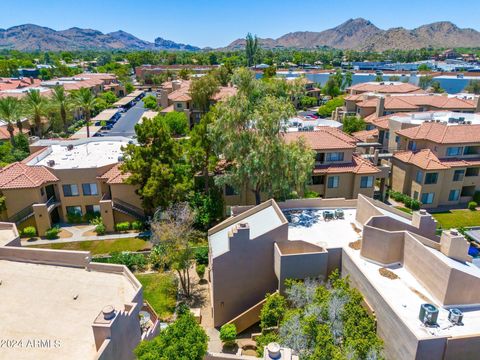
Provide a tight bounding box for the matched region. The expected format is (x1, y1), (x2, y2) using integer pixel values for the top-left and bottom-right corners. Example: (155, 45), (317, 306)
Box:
(22, 224), (141, 246)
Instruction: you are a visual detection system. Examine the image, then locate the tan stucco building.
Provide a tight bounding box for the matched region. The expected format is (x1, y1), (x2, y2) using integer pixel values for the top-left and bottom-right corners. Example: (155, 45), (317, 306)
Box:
(222, 128), (386, 206)
(391, 121), (480, 208)
(0, 137), (144, 235)
(208, 195), (480, 359)
(0, 222), (159, 360)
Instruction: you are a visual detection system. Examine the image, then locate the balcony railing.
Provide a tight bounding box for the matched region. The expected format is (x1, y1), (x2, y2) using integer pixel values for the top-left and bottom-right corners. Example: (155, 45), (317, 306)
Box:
(112, 198), (145, 221)
(8, 204), (34, 224)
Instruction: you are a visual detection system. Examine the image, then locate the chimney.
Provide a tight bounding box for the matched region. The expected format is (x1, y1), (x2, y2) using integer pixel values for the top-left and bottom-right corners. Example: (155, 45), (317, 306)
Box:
(411, 209), (437, 238)
(373, 149), (379, 164)
(376, 96), (385, 118)
(440, 229), (471, 263)
(159, 89), (169, 108)
(172, 80), (181, 91)
(29, 77), (34, 84)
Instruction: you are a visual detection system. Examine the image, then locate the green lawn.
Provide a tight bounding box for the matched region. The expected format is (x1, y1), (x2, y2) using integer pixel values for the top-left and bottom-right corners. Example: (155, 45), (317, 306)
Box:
(136, 272), (178, 320)
(433, 210), (480, 230)
(395, 206), (413, 215)
(28, 237), (152, 255)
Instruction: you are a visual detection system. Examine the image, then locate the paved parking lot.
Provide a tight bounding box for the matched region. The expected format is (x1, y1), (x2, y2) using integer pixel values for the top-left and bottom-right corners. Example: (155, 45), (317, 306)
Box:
(107, 99), (146, 137)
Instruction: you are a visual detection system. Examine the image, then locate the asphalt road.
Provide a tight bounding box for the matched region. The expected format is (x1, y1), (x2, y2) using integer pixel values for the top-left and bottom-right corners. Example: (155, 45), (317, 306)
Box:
(108, 99), (146, 137)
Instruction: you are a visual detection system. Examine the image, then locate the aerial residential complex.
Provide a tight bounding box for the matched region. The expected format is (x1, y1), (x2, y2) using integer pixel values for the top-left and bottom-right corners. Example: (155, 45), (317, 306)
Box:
(0, 137), (143, 235)
(208, 195), (480, 360)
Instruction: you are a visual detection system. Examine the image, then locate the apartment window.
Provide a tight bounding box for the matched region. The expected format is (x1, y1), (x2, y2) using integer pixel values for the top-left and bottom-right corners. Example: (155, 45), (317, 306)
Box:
(448, 189), (460, 201)
(385, 131), (389, 139)
(85, 205), (101, 215)
(326, 152), (344, 162)
(63, 184), (79, 197)
(465, 168), (480, 177)
(413, 191), (419, 200)
(225, 185), (238, 196)
(395, 136), (400, 144)
(446, 147), (463, 157)
(66, 206), (82, 216)
(327, 176), (339, 188)
(176, 102), (183, 109)
(421, 193), (435, 204)
(312, 175), (325, 185)
(453, 169), (465, 182)
(40, 187), (45, 196)
(82, 183), (98, 196)
(360, 176), (374, 188)
(407, 141), (417, 151)
(424, 173), (438, 185)
(415, 170), (423, 184)
(315, 152), (325, 163)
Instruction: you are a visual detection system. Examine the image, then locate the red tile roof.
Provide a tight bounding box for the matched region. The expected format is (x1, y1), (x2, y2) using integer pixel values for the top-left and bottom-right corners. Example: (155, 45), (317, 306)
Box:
(313, 155), (380, 175)
(352, 129), (379, 142)
(0, 162), (58, 189)
(396, 122), (480, 144)
(356, 95), (476, 111)
(98, 163), (130, 184)
(283, 127), (357, 150)
(348, 82), (424, 94)
(394, 149), (480, 170)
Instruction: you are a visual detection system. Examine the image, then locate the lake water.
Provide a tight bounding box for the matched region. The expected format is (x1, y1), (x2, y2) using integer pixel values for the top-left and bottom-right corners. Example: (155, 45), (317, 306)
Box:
(257, 71), (475, 94)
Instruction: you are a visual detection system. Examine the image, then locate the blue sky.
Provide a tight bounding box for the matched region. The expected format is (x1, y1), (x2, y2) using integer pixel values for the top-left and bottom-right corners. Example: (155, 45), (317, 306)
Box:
(2, 0), (480, 48)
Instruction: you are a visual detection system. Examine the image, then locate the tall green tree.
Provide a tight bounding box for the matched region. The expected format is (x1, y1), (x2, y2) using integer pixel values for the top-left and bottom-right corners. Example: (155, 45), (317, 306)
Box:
(213, 68), (315, 204)
(134, 305), (208, 360)
(50, 85), (70, 131)
(189, 74), (220, 115)
(245, 33), (258, 67)
(418, 75), (433, 90)
(121, 117), (191, 213)
(23, 89), (48, 137)
(465, 80), (480, 94)
(0, 97), (22, 145)
(342, 116), (366, 134)
(71, 88), (98, 138)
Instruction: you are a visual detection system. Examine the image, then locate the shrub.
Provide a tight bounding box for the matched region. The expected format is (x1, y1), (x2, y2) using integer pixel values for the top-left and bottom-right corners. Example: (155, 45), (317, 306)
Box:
(95, 223), (106, 235)
(469, 201), (478, 211)
(67, 212), (83, 224)
(45, 227), (60, 240)
(304, 190), (320, 198)
(196, 264), (206, 279)
(219, 323), (237, 346)
(410, 199), (421, 211)
(131, 220), (143, 231)
(474, 191), (480, 204)
(96, 251), (147, 272)
(115, 221), (130, 232)
(194, 246), (209, 266)
(22, 226), (37, 238)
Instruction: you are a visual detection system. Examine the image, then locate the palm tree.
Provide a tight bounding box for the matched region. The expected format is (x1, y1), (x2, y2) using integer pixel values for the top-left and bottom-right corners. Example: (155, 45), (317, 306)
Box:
(51, 85), (70, 131)
(24, 89), (47, 137)
(0, 97), (22, 145)
(72, 88), (98, 138)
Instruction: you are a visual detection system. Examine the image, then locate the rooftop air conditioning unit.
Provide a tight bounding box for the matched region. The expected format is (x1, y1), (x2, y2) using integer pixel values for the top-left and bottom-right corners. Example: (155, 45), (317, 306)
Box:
(67, 144), (74, 151)
(448, 308), (463, 325)
(47, 160), (55, 167)
(419, 303), (439, 327)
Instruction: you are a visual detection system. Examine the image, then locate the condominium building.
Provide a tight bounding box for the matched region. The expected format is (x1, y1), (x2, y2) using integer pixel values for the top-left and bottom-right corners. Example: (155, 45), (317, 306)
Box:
(346, 81), (425, 95)
(208, 195), (480, 359)
(158, 79), (236, 127)
(391, 120), (480, 208)
(0, 137), (143, 235)
(341, 93), (479, 120)
(0, 222), (158, 360)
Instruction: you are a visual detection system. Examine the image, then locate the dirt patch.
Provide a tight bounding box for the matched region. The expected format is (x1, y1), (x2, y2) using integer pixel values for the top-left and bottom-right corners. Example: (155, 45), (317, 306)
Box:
(82, 230), (97, 237)
(350, 223), (362, 234)
(379, 267), (399, 280)
(58, 229), (73, 238)
(409, 286), (433, 303)
(349, 239), (362, 250)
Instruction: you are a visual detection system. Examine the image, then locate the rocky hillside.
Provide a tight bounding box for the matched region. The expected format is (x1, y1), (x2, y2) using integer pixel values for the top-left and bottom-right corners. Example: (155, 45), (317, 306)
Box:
(224, 18), (480, 51)
(0, 24), (198, 51)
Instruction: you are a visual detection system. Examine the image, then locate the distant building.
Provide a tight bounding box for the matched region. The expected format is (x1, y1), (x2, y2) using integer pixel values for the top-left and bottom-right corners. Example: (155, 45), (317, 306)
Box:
(0, 137), (144, 236)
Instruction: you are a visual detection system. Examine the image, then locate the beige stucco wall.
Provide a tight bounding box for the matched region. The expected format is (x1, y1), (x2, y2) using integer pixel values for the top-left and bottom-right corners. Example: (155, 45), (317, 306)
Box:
(110, 184), (143, 209)
(2, 187), (46, 219)
(210, 223), (289, 327)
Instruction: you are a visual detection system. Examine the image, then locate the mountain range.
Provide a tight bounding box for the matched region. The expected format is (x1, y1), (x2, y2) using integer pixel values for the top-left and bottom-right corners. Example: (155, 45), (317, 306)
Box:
(225, 18), (480, 51)
(2, 19), (480, 52)
(0, 24), (200, 51)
